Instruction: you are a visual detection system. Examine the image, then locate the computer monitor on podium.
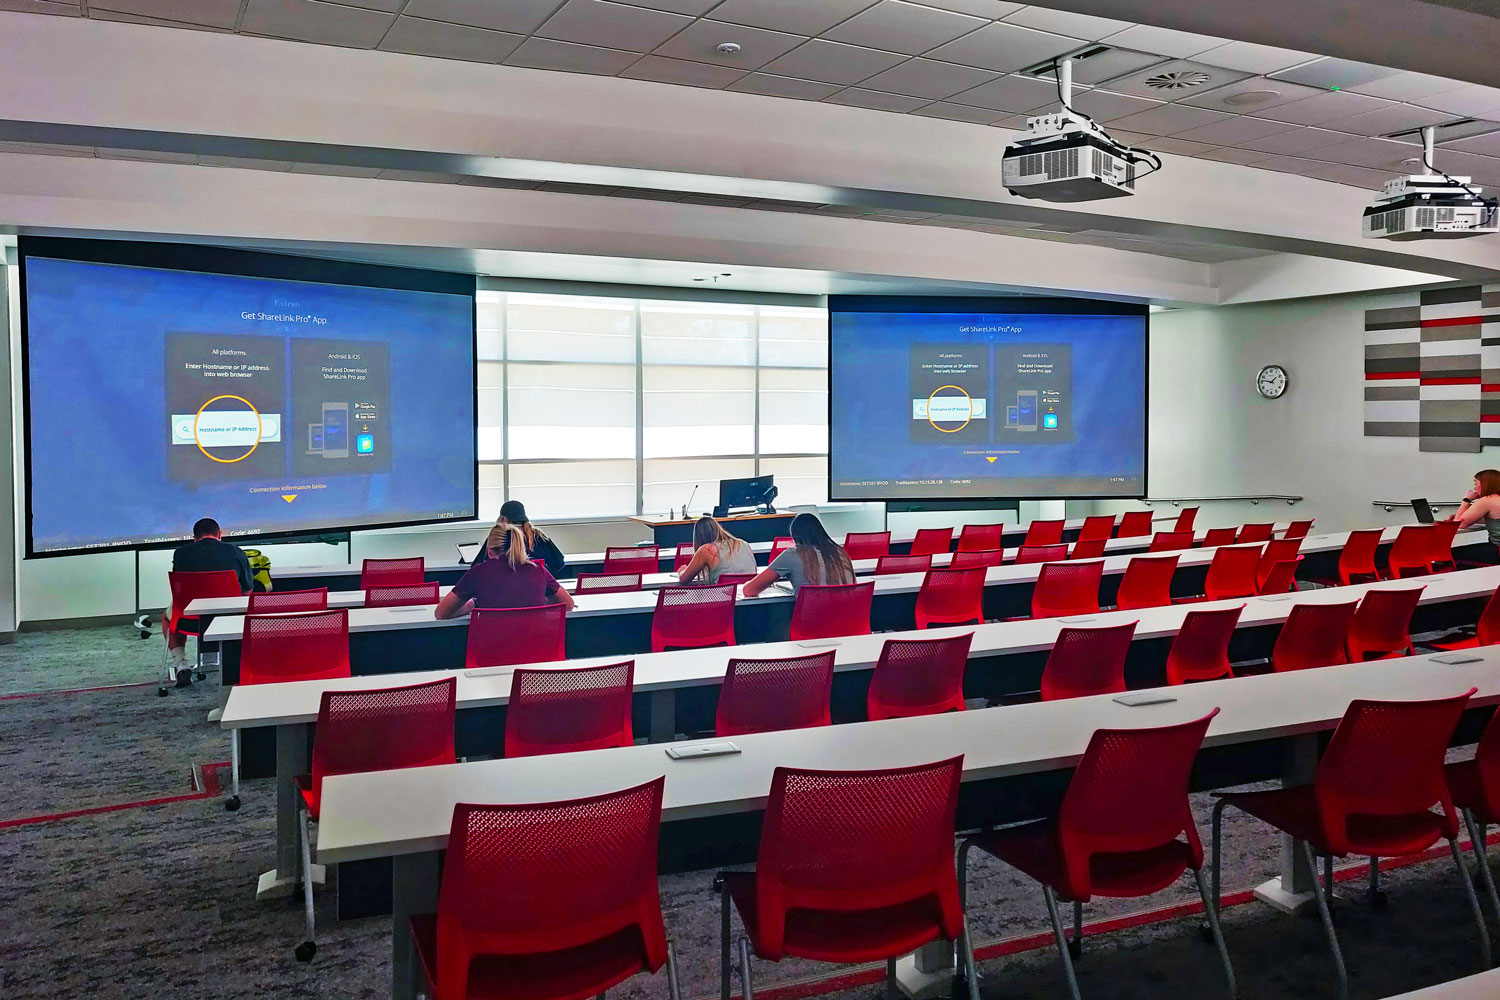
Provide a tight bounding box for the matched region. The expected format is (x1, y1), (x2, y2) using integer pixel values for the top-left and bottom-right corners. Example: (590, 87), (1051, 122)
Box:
(716, 474), (776, 516)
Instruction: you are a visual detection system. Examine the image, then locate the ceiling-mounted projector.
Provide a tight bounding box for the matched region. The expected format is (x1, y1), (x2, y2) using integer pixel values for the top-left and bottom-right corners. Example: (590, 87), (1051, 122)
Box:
(1363, 127), (1498, 240)
(1001, 59), (1161, 203)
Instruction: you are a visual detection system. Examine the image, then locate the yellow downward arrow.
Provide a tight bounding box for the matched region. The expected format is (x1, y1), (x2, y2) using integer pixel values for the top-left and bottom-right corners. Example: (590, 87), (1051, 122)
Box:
(986, 457), (997, 464)
(282, 494), (298, 502)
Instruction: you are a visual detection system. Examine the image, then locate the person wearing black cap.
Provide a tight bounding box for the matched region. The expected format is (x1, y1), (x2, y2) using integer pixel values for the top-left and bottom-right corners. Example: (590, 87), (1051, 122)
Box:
(471, 500), (565, 576)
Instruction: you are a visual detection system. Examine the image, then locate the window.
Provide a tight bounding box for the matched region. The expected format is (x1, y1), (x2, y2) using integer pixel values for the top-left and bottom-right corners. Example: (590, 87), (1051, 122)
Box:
(475, 290), (828, 519)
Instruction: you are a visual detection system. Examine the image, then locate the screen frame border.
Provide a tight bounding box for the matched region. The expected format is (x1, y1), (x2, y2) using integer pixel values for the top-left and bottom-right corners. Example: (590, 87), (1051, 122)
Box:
(825, 294), (1149, 504)
(18, 235), (480, 559)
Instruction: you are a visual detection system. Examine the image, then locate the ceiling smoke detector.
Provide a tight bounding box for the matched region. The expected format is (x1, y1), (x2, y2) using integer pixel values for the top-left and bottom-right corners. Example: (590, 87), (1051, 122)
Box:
(716, 42), (742, 56)
(1143, 69), (1214, 91)
(1223, 90), (1280, 107)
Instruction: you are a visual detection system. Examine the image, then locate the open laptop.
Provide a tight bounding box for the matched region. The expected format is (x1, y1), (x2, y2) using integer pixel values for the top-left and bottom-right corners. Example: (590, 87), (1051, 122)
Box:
(456, 541), (482, 564)
(1410, 498), (1435, 524)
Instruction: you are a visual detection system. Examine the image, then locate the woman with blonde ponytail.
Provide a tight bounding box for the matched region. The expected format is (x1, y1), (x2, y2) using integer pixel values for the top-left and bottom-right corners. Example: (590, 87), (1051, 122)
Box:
(435, 520), (575, 619)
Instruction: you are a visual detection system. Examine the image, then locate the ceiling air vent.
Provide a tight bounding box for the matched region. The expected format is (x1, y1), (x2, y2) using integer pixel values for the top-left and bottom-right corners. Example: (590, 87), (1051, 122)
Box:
(1142, 69), (1214, 91)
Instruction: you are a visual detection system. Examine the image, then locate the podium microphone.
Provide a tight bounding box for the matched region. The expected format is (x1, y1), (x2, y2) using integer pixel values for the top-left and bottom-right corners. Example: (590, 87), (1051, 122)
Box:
(684, 484), (699, 518)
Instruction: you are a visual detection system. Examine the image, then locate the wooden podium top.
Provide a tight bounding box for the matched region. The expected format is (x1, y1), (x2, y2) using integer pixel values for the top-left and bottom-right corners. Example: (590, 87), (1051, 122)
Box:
(627, 511), (793, 529)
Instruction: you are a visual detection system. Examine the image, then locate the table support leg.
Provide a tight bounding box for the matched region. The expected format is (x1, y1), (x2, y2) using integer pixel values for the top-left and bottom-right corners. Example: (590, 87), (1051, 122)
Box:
(257, 722), (324, 900)
(894, 939), (955, 999)
(1253, 732), (1319, 914)
(649, 690), (677, 743)
(393, 851), (441, 1000)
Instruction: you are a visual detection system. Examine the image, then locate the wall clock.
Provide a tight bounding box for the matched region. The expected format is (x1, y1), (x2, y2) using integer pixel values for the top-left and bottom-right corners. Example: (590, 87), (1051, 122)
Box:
(1257, 364), (1288, 399)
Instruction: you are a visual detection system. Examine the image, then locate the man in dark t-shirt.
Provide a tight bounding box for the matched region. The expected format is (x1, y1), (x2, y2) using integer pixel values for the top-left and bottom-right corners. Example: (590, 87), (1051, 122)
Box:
(168, 517), (252, 686)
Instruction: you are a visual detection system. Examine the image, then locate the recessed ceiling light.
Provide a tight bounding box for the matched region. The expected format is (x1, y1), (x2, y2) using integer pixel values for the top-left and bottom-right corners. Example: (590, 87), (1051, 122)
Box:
(1223, 90), (1280, 107)
(716, 42), (742, 56)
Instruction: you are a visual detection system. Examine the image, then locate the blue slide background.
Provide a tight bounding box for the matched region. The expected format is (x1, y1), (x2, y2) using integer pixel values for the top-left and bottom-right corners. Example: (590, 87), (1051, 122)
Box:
(830, 308), (1146, 493)
(25, 257), (474, 553)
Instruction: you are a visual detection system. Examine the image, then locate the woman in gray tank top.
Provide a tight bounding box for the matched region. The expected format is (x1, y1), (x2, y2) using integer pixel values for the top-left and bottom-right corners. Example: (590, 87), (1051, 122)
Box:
(1453, 468), (1500, 550)
(677, 516), (757, 585)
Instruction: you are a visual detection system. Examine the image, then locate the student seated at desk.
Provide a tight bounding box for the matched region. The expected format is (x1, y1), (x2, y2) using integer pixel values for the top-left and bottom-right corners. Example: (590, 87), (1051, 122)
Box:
(1451, 468), (1500, 561)
(469, 500), (566, 576)
(168, 517), (253, 687)
(743, 512), (854, 597)
(435, 524), (576, 619)
(678, 516), (757, 585)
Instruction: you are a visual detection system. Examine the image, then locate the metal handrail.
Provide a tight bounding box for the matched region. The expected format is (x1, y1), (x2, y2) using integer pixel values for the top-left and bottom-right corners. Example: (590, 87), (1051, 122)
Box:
(1141, 495), (1303, 507)
(1372, 499), (1461, 512)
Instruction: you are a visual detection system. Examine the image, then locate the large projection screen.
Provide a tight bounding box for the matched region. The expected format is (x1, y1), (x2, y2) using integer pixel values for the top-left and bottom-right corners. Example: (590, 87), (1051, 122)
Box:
(829, 296), (1148, 502)
(20, 237), (478, 556)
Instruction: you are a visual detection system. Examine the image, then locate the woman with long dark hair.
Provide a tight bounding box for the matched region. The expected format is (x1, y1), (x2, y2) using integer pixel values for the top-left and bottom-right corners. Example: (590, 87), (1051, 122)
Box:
(743, 512), (854, 597)
(678, 516), (757, 584)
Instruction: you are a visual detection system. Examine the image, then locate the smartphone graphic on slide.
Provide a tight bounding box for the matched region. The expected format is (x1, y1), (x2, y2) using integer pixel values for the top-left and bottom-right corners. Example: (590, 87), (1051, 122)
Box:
(322, 403), (349, 458)
(1016, 390), (1038, 432)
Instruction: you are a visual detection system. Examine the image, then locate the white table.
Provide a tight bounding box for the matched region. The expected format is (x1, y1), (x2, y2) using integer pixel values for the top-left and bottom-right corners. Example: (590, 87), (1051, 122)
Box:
(1389, 969), (1500, 999)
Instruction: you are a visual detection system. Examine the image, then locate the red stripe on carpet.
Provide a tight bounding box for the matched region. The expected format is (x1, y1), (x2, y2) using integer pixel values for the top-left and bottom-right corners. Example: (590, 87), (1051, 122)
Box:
(1367, 371), (1420, 381)
(0, 762), (229, 829)
(0, 681), (159, 700)
(1421, 316), (1483, 328)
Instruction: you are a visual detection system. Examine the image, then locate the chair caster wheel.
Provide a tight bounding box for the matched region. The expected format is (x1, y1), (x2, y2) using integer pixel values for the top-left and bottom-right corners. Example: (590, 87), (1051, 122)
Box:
(295, 941), (316, 962)
(1368, 889), (1389, 909)
(1198, 921), (1215, 943)
(157, 686), (169, 697)
(225, 796), (241, 812)
(193, 671), (206, 682)
(1067, 937), (1082, 960)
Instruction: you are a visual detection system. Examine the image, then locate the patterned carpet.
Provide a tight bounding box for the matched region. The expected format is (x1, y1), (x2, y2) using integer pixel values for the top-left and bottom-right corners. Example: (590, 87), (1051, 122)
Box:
(0, 627), (1496, 1000)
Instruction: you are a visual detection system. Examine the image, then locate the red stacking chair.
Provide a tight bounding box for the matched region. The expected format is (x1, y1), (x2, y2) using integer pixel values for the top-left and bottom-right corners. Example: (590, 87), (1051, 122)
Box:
(1237, 523), (1274, 544)
(716, 650), (835, 737)
(1149, 530), (1194, 552)
(867, 632), (973, 721)
(914, 568), (986, 629)
(293, 677), (455, 962)
(1334, 528), (1384, 585)
(963, 711), (1234, 1000)
(1385, 525), (1434, 578)
(957, 523), (1004, 552)
(1284, 518), (1315, 539)
(1115, 555), (1179, 611)
(1031, 561), (1102, 619)
(1201, 527), (1238, 547)
(504, 660), (634, 757)
(1431, 585), (1500, 650)
(1179, 545), (1261, 602)
(465, 604), (567, 669)
(1429, 519), (1461, 572)
(1447, 709), (1500, 926)
(1257, 557), (1302, 596)
(789, 582), (874, 641)
(1211, 692), (1489, 1000)
(673, 542), (696, 571)
(365, 582), (441, 608)
(1078, 515), (1116, 541)
(875, 553), (933, 576)
(843, 531), (891, 560)
(1271, 601), (1358, 672)
(603, 545), (659, 574)
(1118, 510), (1153, 537)
(360, 557), (424, 589)
(1040, 621), (1137, 701)
(1346, 586), (1423, 661)
(412, 779), (680, 1000)
(909, 527), (954, 557)
(247, 588), (328, 613)
(651, 584), (736, 651)
(717, 573), (757, 587)
(1024, 519), (1066, 546)
(717, 757), (976, 1000)
(165, 569), (244, 689)
(1173, 507), (1199, 532)
(769, 536), (795, 562)
(1069, 538), (1107, 559)
(950, 549), (1003, 570)
(1016, 543), (1068, 564)
(1165, 606), (1242, 684)
(574, 571), (643, 594)
(1255, 538), (1303, 590)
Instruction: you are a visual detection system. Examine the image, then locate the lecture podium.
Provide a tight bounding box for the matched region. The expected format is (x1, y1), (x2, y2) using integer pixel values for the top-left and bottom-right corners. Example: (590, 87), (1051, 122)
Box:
(628, 511), (796, 546)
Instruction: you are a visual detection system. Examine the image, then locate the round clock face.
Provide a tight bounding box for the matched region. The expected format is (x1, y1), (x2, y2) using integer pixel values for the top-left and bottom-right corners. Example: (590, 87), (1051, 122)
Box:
(1257, 365), (1288, 399)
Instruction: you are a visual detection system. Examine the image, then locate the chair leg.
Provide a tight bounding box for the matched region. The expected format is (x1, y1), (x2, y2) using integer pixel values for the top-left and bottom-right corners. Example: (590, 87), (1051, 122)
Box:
(1300, 842), (1349, 1000)
(225, 729), (242, 812)
(960, 917), (982, 1000)
(1204, 799), (1229, 942)
(1464, 810), (1500, 928)
(1447, 837), (1493, 970)
(1367, 856), (1387, 908)
(737, 937), (754, 1000)
(1192, 867), (1238, 998)
(295, 807), (316, 961)
(957, 839), (980, 997)
(718, 881), (731, 1000)
(1042, 885), (1083, 1000)
(665, 939), (682, 1000)
(1070, 900), (1084, 958)
(885, 957), (897, 999)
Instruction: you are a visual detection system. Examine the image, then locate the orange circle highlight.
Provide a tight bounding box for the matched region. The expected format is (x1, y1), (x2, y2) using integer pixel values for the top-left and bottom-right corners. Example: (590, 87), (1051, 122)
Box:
(926, 384), (973, 433)
(193, 394), (262, 464)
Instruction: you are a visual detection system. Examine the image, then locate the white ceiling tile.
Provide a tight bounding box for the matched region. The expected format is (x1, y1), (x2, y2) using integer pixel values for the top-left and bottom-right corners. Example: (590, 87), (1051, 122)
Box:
(1106, 103), (1232, 136)
(91, 0), (240, 28)
(380, 16), (523, 62)
(823, 87), (929, 112)
(1097, 24), (1229, 59)
(724, 72), (844, 100)
(1446, 131), (1500, 158)
(289, 161), (385, 176)
(1297, 160), (1399, 188)
(1168, 115), (1295, 146)
(823, 0), (987, 55)
(1251, 90), (1392, 126)
(1192, 40), (1318, 76)
(911, 101), (1004, 123)
(628, 0), (717, 12)
(1060, 47), (1165, 86)
(1098, 59), (1249, 100)
(1271, 56), (1401, 89)
(998, 5), (1130, 41)
(376, 168), (463, 183)
(1102, 128), (1152, 146)
(619, 54), (746, 86)
(1332, 103), (1456, 138)
(1061, 88), (1162, 122)
(915, 0), (1023, 16)
(0, 140), (92, 155)
(97, 148), (199, 163)
(241, 0), (394, 47)
(1178, 76), (1327, 113)
(653, 19), (806, 69)
(536, 0), (693, 52)
(0, 0), (81, 14)
(402, 0), (566, 35)
(1137, 135), (1219, 156)
(1195, 146), (1276, 165)
(1345, 70), (1470, 102)
(1235, 127), (1353, 155)
(857, 58), (996, 100)
(199, 154), (294, 169)
(705, 0), (877, 36)
(1416, 85), (1500, 119)
(1427, 148), (1500, 181)
(1306, 134), (1420, 169)
(925, 22), (1081, 73)
(328, 0), (403, 11)
(760, 39), (907, 85)
(88, 7), (231, 29)
(1433, 119), (1500, 142)
(505, 36), (641, 73)
(946, 72), (1055, 112)
(1251, 153), (1345, 176)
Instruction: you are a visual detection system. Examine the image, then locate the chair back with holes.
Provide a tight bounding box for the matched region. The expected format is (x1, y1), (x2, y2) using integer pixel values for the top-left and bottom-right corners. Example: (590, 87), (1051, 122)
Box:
(957, 524), (1004, 552)
(1118, 511), (1153, 537)
(1023, 519), (1065, 546)
(1237, 523), (1274, 544)
(240, 609), (350, 685)
(1312, 692), (1474, 855)
(1149, 530), (1194, 552)
(876, 554), (933, 576)
(1069, 538), (1108, 560)
(1257, 557), (1302, 596)
(717, 573), (756, 587)
(914, 568), (986, 629)
(752, 757), (965, 960)
(307, 677), (455, 817)
(360, 557), (424, 590)
(603, 546), (659, 575)
(167, 570), (243, 634)
(1472, 709), (1500, 820)
(1256, 537), (1304, 589)
(789, 582), (874, 641)
(1032, 560), (1102, 618)
(1116, 555), (1179, 610)
(504, 660), (634, 757)
(1479, 586), (1500, 646)
(1165, 606), (1241, 684)
(1172, 508), (1199, 532)
(950, 549), (1003, 570)
(1055, 710), (1220, 901)
(1272, 601), (1358, 672)
(770, 537), (795, 562)
(843, 531), (891, 561)
(1387, 525), (1434, 578)
(434, 779), (668, 1000)
(1428, 519), (1461, 570)
(1015, 543), (1068, 565)
(1284, 519), (1314, 539)
(1338, 528), (1385, 584)
(575, 572), (643, 594)
(909, 527), (954, 557)
(1040, 621), (1137, 701)
(1078, 515), (1116, 542)
(1347, 586), (1424, 661)
(465, 604), (567, 669)
(651, 584), (736, 651)
(717, 651), (835, 737)
(867, 632), (973, 720)
(366, 582), (441, 608)
(1201, 527), (1238, 548)
(247, 587), (328, 614)
(673, 543), (696, 571)
(1203, 545), (1262, 600)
